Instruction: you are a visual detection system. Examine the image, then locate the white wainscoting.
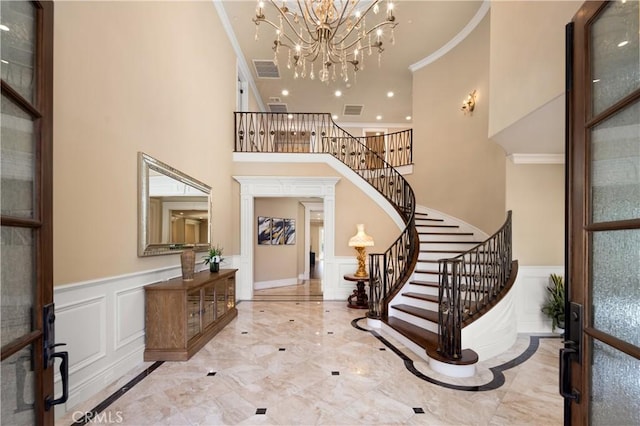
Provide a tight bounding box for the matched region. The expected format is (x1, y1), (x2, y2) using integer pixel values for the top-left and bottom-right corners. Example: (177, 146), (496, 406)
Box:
(254, 277), (298, 290)
(52, 262), (214, 419)
(513, 265), (564, 333)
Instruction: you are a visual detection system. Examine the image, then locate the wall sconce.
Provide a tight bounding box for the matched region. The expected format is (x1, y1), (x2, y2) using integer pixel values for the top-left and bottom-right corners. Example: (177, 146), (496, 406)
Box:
(461, 90), (477, 114)
(348, 224), (374, 277)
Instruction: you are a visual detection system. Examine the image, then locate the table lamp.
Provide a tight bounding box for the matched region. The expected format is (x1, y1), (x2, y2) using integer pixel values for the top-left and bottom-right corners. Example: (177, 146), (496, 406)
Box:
(348, 224), (374, 277)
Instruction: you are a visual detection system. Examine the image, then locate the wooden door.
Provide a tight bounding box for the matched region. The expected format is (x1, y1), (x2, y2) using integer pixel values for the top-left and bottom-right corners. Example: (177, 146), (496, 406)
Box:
(364, 131), (385, 169)
(565, 1), (640, 424)
(0, 1), (61, 425)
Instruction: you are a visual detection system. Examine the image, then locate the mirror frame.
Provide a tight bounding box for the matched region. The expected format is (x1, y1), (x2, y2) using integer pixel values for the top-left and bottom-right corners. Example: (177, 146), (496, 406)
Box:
(138, 152), (211, 257)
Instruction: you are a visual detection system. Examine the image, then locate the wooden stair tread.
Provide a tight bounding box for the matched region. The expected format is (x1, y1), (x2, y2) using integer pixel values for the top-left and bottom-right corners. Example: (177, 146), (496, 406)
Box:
(415, 218), (444, 222)
(417, 225), (460, 229)
(401, 292), (439, 303)
(424, 240), (482, 245)
(392, 304), (439, 323)
(385, 317), (438, 352)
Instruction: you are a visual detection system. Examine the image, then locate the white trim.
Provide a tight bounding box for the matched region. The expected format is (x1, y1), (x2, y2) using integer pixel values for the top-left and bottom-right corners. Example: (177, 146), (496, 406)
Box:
(337, 121), (411, 129)
(301, 201), (324, 280)
(409, 0), (491, 72)
(233, 176), (342, 301)
(213, 1), (265, 112)
(254, 278), (299, 290)
(508, 153), (565, 164)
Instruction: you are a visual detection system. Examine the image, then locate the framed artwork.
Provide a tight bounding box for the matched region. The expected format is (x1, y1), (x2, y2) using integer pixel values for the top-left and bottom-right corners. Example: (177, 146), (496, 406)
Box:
(257, 216), (272, 245)
(284, 219), (296, 245)
(271, 218), (285, 245)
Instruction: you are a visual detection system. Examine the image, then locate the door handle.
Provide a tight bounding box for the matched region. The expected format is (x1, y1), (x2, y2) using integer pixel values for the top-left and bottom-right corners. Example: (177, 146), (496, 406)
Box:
(45, 349), (69, 410)
(559, 347), (580, 402)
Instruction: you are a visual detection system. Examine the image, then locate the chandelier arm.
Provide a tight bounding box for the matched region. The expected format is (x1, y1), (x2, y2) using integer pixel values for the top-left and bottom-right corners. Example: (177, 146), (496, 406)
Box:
(269, 0), (317, 44)
(298, 0), (323, 43)
(335, 20), (397, 52)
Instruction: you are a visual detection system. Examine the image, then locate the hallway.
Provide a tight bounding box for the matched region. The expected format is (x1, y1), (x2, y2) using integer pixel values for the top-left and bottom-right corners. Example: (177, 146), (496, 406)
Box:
(59, 301), (563, 425)
(252, 262), (323, 302)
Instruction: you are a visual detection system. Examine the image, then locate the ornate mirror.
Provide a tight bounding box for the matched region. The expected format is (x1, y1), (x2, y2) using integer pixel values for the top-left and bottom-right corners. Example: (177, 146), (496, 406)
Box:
(138, 152), (211, 256)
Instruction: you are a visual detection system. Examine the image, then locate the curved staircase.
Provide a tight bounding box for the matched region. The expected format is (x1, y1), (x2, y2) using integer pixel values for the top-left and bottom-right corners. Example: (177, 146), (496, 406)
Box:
(234, 112), (518, 375)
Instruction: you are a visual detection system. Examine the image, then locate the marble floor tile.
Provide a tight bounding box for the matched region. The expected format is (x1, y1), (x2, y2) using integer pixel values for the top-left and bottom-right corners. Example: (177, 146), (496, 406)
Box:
(57, 301), (563, 426)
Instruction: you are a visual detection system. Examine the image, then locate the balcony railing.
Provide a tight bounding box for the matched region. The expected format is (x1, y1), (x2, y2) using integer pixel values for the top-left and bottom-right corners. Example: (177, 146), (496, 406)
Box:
(234, 112), (418, 320)
(234, 112), (412, 168)
(437, 211), (515, 360)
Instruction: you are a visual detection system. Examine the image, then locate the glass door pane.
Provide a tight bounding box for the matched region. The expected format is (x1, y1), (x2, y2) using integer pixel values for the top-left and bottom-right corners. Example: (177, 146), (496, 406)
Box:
(0, 1), (37, 103)
(590, 0), (639, 116)
(1, 344), (36, 426)
(1, 95), (36, 219)
(590, 339), (640, 425)
(0, 227), (35, 347)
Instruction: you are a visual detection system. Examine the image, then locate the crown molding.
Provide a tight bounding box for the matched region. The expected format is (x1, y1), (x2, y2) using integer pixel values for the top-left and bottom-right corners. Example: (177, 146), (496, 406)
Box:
(212, 0), (266, 112)
(409, 0), (491, 72)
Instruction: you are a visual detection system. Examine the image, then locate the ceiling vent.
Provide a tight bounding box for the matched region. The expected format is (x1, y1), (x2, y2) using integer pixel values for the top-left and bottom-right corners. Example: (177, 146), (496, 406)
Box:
(268, 97), (282, 103)
(343, 104), (364, 116)
(268, 103), (288, 113)
(253, 59), (280, 79)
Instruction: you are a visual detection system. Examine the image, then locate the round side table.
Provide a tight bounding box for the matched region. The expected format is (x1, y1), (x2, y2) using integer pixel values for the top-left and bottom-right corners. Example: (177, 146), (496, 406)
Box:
(344, 274), (369, 309)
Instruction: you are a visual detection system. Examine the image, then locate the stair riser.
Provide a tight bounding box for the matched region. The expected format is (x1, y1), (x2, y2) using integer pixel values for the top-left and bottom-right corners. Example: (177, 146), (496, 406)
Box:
(394, 295), (439, 311)
(389, 309), (439, 334)
(418, 233), (476, 242)
(406, 284), (439, 295)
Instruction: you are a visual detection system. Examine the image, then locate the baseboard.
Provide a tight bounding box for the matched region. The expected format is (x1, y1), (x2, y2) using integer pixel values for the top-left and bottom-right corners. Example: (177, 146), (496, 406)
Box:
(254, 278), (298, 290)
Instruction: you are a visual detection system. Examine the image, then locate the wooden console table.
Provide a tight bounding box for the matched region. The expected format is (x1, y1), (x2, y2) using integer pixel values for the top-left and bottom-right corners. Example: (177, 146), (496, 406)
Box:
(144, 269), (237, 361)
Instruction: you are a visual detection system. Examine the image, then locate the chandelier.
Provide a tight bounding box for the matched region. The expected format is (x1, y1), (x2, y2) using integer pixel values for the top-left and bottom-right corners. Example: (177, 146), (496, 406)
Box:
(253, 0), (397, 83)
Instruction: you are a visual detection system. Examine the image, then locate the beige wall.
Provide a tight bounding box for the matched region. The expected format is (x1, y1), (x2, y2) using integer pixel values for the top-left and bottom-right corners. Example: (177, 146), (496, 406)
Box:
(232, 161), (400, 256)
(506, 161), (564, 265)
(410, 15), (506, 233)
(53, 1), (237, 285)
(254, 198), (300, 282)
(489, 1), (581, 137)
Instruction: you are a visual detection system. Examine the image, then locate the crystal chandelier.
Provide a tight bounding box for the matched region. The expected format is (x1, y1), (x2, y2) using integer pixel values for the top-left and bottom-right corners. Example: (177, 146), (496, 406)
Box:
(253, 0), (397, 83)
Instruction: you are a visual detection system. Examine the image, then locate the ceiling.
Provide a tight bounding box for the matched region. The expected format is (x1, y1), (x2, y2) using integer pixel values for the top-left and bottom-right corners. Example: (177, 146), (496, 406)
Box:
(218, 1), (485, 125)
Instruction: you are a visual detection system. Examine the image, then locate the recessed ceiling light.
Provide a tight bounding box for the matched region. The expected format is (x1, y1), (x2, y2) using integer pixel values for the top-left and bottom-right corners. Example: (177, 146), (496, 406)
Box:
(387, 91), (394, 98)
(0, 25), (9, 32)
(375, 132), (381, 136)
(617, 40), (629, 47)
(405, 116), (412, 121)
(281, 89), (289, 96)
(592, 79), (600, 83)
(332, 114), (338, 120)
(335, 90), (342, 97)
(287, 114), (293, 119)
(0, 59), (8, 64)
(376, 115), (382, 120)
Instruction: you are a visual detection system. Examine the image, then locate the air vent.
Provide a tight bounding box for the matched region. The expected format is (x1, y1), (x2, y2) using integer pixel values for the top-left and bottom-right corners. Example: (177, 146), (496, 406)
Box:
(269, 97), (282, 103)
(253, 60), (280, 79)
(268, 103), (288, 113)
(343, 104), (364, 116)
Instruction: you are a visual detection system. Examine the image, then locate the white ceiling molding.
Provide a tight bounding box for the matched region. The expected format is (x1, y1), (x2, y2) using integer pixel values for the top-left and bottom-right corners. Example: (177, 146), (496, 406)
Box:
(409, 0), (491, 72)
(337, 121), (412, 129)
(212, 1), (266, 112)
(508, 154), (565, 165)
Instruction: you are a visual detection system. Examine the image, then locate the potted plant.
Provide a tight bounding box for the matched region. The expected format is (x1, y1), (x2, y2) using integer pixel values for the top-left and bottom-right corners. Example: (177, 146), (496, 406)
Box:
(203, 245), (224, 273)
(541, 273), (565, 332)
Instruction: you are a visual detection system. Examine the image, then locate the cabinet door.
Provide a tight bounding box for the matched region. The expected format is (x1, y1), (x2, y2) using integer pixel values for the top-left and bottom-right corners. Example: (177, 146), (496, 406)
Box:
(227, 277), (236, 310)
(186, 289), (201, 341)
(202, 284), (216, 328)
(215, 281), (227, 317)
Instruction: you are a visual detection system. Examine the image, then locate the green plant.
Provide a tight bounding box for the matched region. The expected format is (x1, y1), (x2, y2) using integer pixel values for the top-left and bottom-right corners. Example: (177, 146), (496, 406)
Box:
(203, 245), (224, 265)
(541, 273), (565, 331)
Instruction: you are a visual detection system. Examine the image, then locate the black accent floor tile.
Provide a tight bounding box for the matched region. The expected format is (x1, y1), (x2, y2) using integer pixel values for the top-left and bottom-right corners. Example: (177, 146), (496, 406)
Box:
(207, 371), (217, 376)
(413, 408), (425, 414)
(256, 408), (267, 415)
(279, 348), (286, 351)
(241, 331), (248, 334)
(327, 331), (334, 334)
(379, 348), (387, 351)
(331, 371), (340, 376)
(289, 319), (295, 322)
